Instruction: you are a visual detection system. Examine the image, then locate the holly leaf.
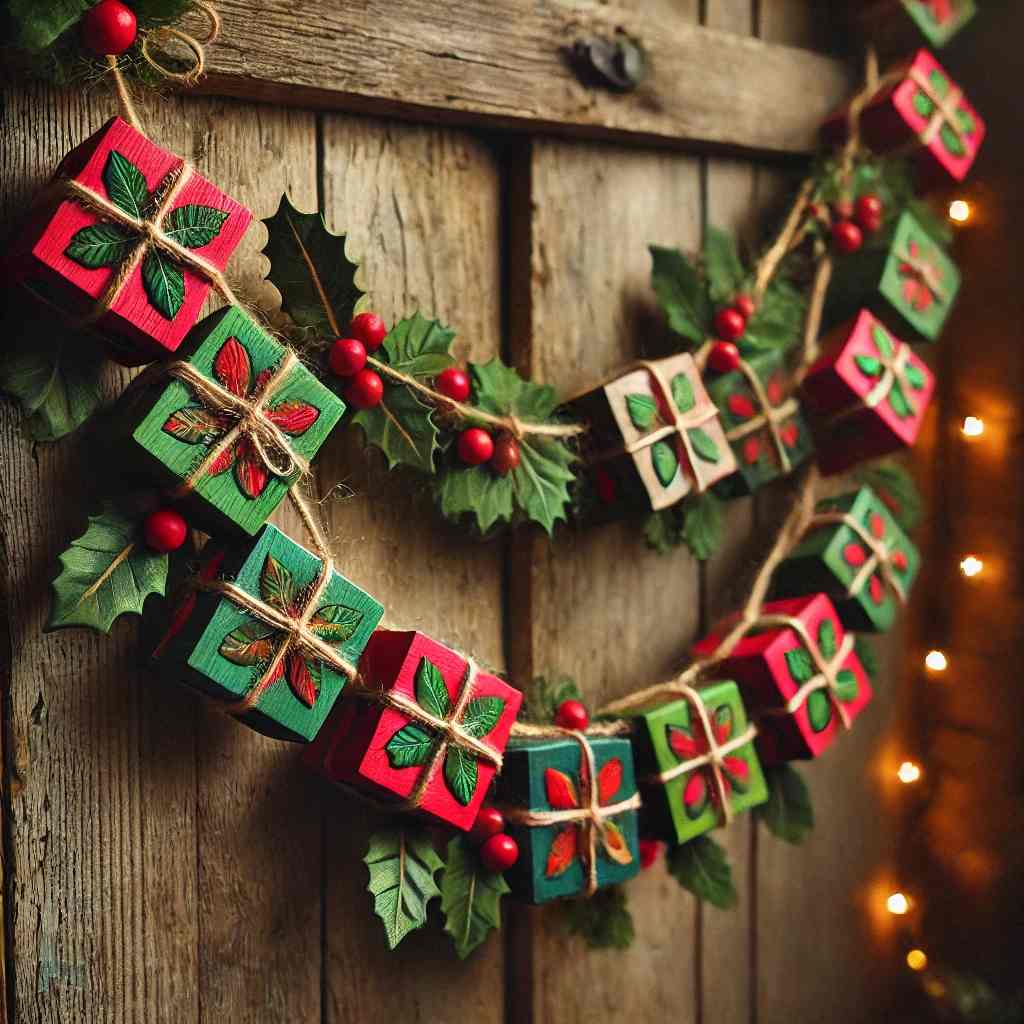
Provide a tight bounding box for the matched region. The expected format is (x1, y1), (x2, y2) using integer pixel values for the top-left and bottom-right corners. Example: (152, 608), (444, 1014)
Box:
(743, 277), (805, 352)
(47, 504), (168, 634)
(853, 462), (923, 531)
(626, 393), (658, 431)
(415, 656), (451, 719)
(261, 193), (365, 336)
(703, 226), (746, 304)
(461, 696), (505, 738)
(377, 313), (456, 379)
(563, 885), (635, 950)
(649, 245), (712, 345)
(164, 204), (230, 249)
(6, 0), (91, 51)
(352, 385), (440, 474)
(755, 764), (814, 844)
(104, 151), (150, 220)
(65, 223), (136, 268)
(681, 490), (724, 561)
(666, 835), (737, 909)
(441, 836), (509, 959)
(444, 746), (479, 806)
(643, 508), (684, 555)
(364, 827), (443, 950)
(385, 723), (436, 769)
(141, 250), (185, 321)
(524, 675), (581, 724)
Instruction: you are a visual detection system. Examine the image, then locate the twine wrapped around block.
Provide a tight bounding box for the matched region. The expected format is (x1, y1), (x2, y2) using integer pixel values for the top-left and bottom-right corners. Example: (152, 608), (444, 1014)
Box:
(723, 358), (800, 473)
(907, 63), (971, 153)
(897, 243), (947, 308)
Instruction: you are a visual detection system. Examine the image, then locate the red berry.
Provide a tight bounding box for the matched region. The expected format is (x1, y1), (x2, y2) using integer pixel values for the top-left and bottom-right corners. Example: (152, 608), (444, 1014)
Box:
(490, 434), (521, 476)
(82, 0), (137, 55)
(734, 294), (757, 319)
(639, 839), (664, 870)
(344, 368), (384, 409)
(555, 699), (589, 732)
(435, 367), (471, 403)
(143, 508), (187, 553)
(855, 194), (884, 230)
(480, 833), (519, 873)
(472, 806), (505, 842)
(348, 312), (388, 352)
(458, 427), (494, 466)
(859, 212), (883, 236)
(714, 307), (746, 343)
(707, 340), (742, 374)
(834, 198), (855, 220)
(832, 220), (863, 254)
(328, 337), (367, 378)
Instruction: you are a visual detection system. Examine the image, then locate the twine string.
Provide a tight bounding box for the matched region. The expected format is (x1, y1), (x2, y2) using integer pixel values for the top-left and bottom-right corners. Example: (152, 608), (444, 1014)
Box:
(908, 64), (969, 151)
(897, 244), (946, 305)
(138, 0), (221, 85)
(723, 357), (799, 473)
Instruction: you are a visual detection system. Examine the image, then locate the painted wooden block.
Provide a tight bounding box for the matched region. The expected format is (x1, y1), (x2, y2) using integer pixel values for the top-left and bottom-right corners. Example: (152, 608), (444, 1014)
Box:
(802, 310), (935, 475)
(569, 353), (737, 521)
(692, 594), (873, 765)
(849, 0), (977, 56)
(704, 349), (813, 497)
(771, 485), (921, 633)
(824, 211), (960, 343)
(13, 116), (252, 365)
(111, 305), (345, 537)
(628, 683), (767, 845)
(497, 736), (640, 904)
(822, 49), (985, 190)
(150, 524), (383, 743)
(303, 630), (522, 831)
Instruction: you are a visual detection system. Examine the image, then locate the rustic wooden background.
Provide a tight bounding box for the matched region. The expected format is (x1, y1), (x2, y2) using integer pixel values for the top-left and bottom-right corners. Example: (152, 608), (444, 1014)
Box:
(0, 3), (913, 1021)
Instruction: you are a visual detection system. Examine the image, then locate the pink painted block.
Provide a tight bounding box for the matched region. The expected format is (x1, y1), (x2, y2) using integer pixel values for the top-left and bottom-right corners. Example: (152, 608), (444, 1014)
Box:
(15, 117), (251, 364)
(304, 630), (523, 831)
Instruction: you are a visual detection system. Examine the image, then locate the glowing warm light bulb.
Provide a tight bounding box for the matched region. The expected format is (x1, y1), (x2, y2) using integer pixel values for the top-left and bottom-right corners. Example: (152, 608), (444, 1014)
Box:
(925, 650), (948, 673)
(949, 199), (971, 223)
(962, 416), (984, 438)
(897, 761), (922, 784)
(907, 949), (928, 971)
(887, 892), (911, 915)
(960, 556), (984, 578)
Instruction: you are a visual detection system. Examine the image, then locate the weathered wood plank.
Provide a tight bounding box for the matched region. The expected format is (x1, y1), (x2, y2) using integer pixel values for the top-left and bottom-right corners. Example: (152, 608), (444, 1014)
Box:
(316, 115), (506, 1022)
(199, 0), (852, 157)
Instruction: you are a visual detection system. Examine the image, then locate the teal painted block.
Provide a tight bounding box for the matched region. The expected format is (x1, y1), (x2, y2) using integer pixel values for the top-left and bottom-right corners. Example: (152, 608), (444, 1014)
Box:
(151, 524), (383, 742)
(901, 0), (977, 47)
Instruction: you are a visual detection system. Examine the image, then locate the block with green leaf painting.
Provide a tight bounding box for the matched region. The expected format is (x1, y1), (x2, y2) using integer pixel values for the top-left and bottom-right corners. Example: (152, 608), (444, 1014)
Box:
(771, 485), (921, 633)
(628, 683), (767, 845)
(111, 305), (345, 537)
(569, 352), (736, 522)
(150, 524), (383, 743)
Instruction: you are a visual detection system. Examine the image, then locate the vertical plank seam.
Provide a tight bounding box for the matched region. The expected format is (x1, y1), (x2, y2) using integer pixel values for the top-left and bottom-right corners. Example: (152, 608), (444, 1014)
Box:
(0, 522), (16, 1023)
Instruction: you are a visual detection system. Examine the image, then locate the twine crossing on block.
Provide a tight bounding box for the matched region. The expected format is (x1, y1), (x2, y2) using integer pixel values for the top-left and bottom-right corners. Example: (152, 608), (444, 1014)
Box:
(907, 63), (971, 153)
(724, 358), (800, 474)
(829, 340), (922, 427)
(897, 243), (947, 307)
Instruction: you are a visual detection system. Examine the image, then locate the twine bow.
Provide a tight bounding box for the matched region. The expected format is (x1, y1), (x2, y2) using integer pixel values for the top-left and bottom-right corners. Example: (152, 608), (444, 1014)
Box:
(898, 243), (946, 307)
(647, 686), (757, 826)
(724, 359), (800, 473)
(908, 64), (969, 152)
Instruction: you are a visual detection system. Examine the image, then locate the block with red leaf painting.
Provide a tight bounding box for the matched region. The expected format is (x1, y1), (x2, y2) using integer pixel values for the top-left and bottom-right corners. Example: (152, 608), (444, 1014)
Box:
(772, 485), (921, 633)
(111, 305), (345, 537)
(497, 736), (641, 903)
(150, 524), (383, 743)
(802, 311), (935, 475)
(303, 630), (522, 831)
(628, 683), (767, 844)
(705, 349), (814, 496)
(692, 594), (873, 764)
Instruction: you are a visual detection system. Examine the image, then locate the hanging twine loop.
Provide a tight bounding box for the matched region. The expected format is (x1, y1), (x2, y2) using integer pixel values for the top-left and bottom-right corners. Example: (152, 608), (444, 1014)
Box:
(139, 0), (221, 85)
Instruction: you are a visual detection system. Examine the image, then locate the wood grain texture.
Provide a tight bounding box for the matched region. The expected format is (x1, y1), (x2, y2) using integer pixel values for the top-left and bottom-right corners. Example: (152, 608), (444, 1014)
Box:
(198, 0), (852, 157)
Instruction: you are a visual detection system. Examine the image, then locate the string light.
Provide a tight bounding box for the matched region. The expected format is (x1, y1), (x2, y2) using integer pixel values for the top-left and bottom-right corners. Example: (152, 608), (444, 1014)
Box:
(897, 761), (922, 784)
(949, 199), (971, 223)
(962, 416), (985, 437)
(907, 949), (929, 971)
(960, 555), (984, 578)
(925, 650), (948, 673)
(887, 892), (911, 915)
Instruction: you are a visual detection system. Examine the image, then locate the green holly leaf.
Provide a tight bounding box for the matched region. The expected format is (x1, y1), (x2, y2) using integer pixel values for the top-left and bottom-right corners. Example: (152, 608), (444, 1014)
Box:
(261, 193), (365, 336)
(703, 226), (745, 305)
(743, 277), (805, 353)
(435, 464), (514, 534)
(671, 373), (695, 413)
(889, 382), (913, 419)
(415, 656), (451, 719)
(785, 647), (816, 684)
(855, 355), (883, 378)
(142, 250), (185, 320)
(378, 313), (456, 379)
(65, 223), (136, 268)
(524, 675), (582, 724)
(626, 393), (657, 431)
(563, 885), (635, 949)
(441, 837), (509, 959)
(835, 669), (860, 703)
(681, 490), (724, 561)
(818, 618), (837, 660)
(666, 835), (737, 909)
(854, 634), (879, 681)
(853, 462), (923, 531)
(443, 747), (479, 806)
(164, 204), (230, 249)
(6, 0), (91, 51)
(47, 504), (169, 634)
(364, 827), (443, 950)
(651, 440), (679, 487)
(755, 764), (814, 844)
(461, 696), (505, 738)
(385, 723), (436, 768)
(643, 508), (684, 555)
(688, 427), (720, 464)
(104, 150), (150, 220)
(649, 245), (712, 345)
(806, 690), (832, 732)
(352, 385), (440, 474)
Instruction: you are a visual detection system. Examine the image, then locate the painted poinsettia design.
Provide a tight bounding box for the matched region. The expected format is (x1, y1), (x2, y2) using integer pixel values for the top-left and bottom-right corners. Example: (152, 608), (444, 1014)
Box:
(666, 706), (749, 819)
(784, 618), (859, 733)
(544, 757), (634, 878)
(218, 553), (363, 707)
(853, 323), (929, 421)
(727, 373), (801, 467)
(163, 336), (320, 499)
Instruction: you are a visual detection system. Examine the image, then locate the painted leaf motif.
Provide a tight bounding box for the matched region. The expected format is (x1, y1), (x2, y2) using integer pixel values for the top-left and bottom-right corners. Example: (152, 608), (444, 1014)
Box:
(597, 758), (624, 804)
(806, 690), (833, 733)
(544, 768), (579, 810)
(683, 771), (709, 820)
(440, 836), (509, 959)
(743, 436), (761, 465)
(364, 828), (443, 950)
(65, 223), (136, 268)
(308, 604), (362, 644)
(651, 440), (679, 487)
(443, 746), (479, 806)
(265, 400), (320, 435)
(207, 446), (234, 476)
(671, 373), (695, 413)
(163, 204), (230, 249)
(871, 324), (895, 359)
(667, 723), (701, 762)
(600, 820), (634, 865)
(103, 150), (149, 220)
(755, 764), (814, 844)
(818, 618), (838, 660)
(626, 392), (658, 431)
(162, 406), (226, 444)
(844, 542), (868, 567)
(460, 696), (505, 739)
(835, 669), (860, 703)
(234, 437), (271, 499)
(785, 647), (816, 684)
(385, 723), (436, 768)
(728, 393), (756, 420)
(286, 650), (318, 708)
(889, 382), (913, 419)
(869, 575), (886, 604)
(940, 123), (965, 157)
(723, 755), (749, 794)
(913, 90), (936, 118)
(904, 363), (927, 391)
(141, 250), (185, 321)
(219, 620), (278, 666)
(855, 355), (883, 378)
(259, 554), (296, 613)
(713, 704), (734, 744)
(545, 826), (578, 877)
(688, 427), (720, 464)
(214, 337), (252, 397)
(666, 834), (738, 909)
(415, 656), (452, 719)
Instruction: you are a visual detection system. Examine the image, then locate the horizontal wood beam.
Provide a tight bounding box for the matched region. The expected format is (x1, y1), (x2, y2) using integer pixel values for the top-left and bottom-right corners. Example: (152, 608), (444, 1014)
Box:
(200, 0), (854, 157)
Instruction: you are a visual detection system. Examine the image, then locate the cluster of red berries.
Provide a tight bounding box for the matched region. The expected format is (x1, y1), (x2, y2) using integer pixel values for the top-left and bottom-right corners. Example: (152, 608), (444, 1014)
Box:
(471, 806), (519, 873)
(706, 293), (756, 376)
(82, 0), (138, 55)
(823, 193), (885, 255)
(328, 313), (390, 409)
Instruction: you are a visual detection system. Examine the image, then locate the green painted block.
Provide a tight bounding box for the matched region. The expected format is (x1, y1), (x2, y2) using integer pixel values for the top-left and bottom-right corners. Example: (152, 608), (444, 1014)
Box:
(901, 0), (977, 48)
(116, 305), (345, 537)
(498, 736), (640, 904)
(772, 485), (920, 633)
(825, 211), (960, 343)
(629, 684), (767, 844)
(706, 348), (814, 497)
(151, 524), (383, 742)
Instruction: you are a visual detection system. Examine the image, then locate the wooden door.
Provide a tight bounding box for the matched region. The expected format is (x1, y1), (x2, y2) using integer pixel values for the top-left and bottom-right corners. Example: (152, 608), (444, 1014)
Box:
(0, 3), (905, 1021)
